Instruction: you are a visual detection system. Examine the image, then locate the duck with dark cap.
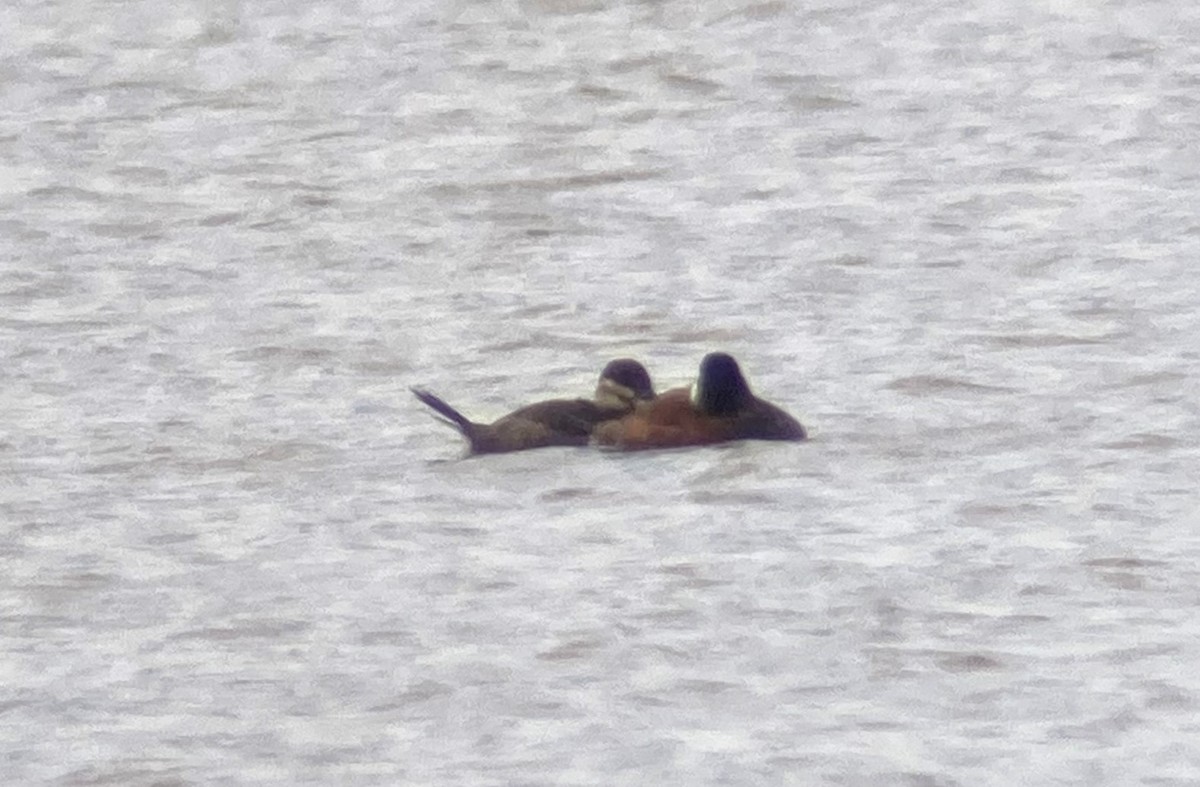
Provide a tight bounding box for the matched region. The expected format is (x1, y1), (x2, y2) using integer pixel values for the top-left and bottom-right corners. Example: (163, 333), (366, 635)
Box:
(412, 358), (655, 455)
(591, 352), (806, 451)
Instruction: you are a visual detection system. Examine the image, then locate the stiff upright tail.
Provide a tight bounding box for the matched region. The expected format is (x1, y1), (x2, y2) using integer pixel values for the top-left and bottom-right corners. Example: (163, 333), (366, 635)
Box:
(411, 388), (475, 436)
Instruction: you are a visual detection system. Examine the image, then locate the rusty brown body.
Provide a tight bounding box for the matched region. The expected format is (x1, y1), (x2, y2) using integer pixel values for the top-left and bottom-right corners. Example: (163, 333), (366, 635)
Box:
(592, 353), (806, 451)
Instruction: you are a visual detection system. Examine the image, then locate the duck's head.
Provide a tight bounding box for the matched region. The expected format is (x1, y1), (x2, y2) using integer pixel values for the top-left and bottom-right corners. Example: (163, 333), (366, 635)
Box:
(691, 352), (753, 416)
(595, 358), (655, 407)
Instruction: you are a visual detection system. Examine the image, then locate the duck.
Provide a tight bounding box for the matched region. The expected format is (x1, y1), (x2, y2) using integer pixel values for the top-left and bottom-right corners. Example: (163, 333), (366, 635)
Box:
(590, 352), (806, 450)
(412, 358), (655, 455)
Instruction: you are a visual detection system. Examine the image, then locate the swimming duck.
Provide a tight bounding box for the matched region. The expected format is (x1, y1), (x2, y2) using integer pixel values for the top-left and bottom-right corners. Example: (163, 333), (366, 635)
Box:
(412, 358), (655, 455)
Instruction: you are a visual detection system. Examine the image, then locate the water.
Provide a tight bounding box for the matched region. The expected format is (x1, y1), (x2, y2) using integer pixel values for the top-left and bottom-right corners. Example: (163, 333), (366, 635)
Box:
(4, 0), (1200, 783)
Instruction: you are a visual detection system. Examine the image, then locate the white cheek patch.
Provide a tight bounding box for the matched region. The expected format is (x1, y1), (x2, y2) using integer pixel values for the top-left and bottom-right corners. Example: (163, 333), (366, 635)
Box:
(689, 381), (701, 407)
(596, 379), (636, 409)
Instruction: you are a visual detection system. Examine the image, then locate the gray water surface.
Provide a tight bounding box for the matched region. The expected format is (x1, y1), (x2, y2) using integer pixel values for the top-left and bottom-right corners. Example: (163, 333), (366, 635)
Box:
(4, 0), (1200, 783)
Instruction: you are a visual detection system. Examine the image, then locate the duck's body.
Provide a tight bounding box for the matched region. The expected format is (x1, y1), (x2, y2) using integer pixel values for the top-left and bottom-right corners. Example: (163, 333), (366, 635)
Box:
(591, 352), (806, 451)
(412, 358), (654, 455)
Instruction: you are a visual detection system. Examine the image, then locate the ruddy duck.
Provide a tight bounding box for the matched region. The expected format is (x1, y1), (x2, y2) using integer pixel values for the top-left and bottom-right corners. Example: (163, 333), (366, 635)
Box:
(412, 358), (655, 455)
(591, 352), (806, 450)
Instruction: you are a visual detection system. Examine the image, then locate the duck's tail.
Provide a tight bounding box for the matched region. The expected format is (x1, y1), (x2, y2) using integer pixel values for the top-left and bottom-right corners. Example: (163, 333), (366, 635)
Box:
(411, 388), (476, 438)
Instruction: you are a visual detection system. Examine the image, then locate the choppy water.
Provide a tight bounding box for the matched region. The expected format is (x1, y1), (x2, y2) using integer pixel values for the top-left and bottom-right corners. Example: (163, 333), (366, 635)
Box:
(4, 0), (1200, 783)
